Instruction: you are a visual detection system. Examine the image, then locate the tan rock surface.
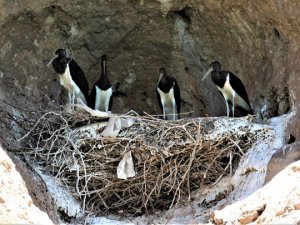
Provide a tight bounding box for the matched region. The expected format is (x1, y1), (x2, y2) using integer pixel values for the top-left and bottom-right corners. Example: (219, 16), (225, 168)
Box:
(0, 143), (53, 225)
(212, 160), (300, 225)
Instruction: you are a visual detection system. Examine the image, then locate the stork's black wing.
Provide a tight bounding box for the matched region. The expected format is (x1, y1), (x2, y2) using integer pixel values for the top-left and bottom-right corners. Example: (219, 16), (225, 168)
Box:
(89, 85), (96, 109)
(156, 83), (164, 115)
(173, 79), (181, 117)
(68, 59), (90, 101)
(108, 95), (113, 111)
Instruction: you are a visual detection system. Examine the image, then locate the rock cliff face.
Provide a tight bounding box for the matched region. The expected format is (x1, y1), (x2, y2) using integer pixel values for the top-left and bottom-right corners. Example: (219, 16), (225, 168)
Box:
(0, 1), (298, 139)
(0, 144), (53, 224)
(0, 0), (299, 223)
(0, 0), (298, 148)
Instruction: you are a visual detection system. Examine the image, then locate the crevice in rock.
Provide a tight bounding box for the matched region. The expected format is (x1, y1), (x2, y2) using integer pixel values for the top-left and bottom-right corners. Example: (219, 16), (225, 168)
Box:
(287, 134), (296, 144)
(273, 27), (280, 38)
(259, 86), (290, 120)
(238, 204), (266, 224)
(173, 7), (191, 25)
(172, 7), (221, 117)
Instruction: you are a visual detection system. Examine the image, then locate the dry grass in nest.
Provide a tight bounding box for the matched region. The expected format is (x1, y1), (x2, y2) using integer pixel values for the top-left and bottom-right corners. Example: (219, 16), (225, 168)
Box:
(21, 111), (265, 216)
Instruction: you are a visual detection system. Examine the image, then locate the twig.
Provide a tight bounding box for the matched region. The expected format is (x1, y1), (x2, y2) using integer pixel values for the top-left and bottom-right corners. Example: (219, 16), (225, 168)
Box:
(20, 109), (264, 216)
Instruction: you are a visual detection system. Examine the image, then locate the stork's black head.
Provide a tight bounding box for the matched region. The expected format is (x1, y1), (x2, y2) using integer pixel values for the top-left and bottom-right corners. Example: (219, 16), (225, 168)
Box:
(159, 67), (167, 76)
(158, 67), (169, 86)
(47, 48), (67, 67)
(101, 54), (107, 62)
(202, 61), (222, 81)
(54, 49), (67, 58)
(49, 48), (70, 73)
(210, 61), (221, 72)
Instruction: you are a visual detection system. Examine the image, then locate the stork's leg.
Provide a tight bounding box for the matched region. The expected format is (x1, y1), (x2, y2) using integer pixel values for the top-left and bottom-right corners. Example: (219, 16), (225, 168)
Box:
(66, 92), (73, 112)
(172, 105), (176, 121)
(163, 106), (166, 120)
(71, 91), (76, 110)
(232, 92), (236, 117)
(224, 97), (230, 117)
(68, 92), (72, 106)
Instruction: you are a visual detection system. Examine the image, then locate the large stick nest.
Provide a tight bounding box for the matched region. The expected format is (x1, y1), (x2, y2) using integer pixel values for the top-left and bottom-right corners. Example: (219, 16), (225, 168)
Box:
(21, 111), (266, 216)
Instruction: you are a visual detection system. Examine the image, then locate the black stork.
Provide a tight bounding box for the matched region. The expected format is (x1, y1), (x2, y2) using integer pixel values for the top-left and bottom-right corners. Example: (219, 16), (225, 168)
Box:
(48, 48), (89, 106)
(156, 67), (181, 120)
(202, 61), (253, 117)
(89, 55), (113, 112)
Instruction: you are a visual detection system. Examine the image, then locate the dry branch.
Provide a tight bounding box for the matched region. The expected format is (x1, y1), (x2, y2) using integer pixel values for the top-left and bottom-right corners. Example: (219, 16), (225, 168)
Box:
(20, 111), (265, 216)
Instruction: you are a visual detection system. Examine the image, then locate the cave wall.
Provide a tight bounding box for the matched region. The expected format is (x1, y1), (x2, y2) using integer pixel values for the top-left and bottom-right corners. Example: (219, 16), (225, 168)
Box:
(0, 0), (299, 148)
